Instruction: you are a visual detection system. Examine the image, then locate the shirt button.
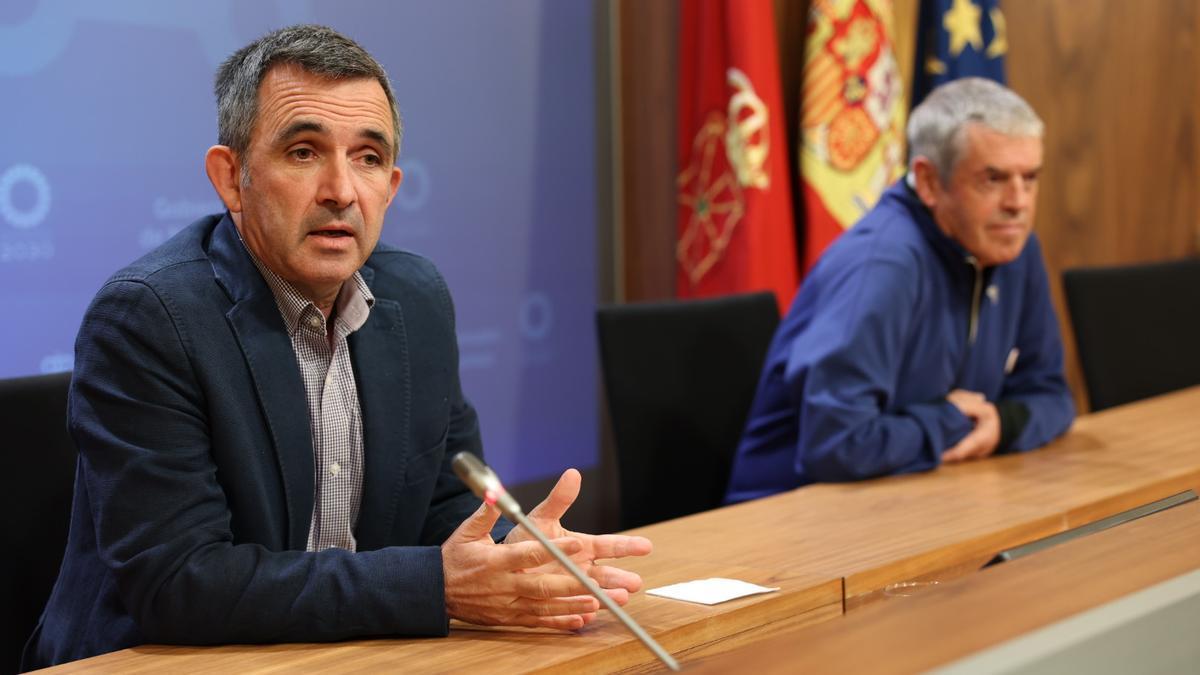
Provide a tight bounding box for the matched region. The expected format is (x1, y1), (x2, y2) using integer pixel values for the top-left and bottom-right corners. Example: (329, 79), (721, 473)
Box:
(307, 315), (323, 330)
(330, 462), (341, 477)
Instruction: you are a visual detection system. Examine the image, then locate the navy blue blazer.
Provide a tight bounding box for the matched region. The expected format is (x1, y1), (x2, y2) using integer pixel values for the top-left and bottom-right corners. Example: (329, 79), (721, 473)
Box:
(26, 214), (503, 668)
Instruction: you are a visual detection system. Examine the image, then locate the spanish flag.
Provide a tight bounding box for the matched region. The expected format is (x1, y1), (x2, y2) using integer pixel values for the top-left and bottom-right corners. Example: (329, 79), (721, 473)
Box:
(676, 0), (798, 313)
(799, 0), (907, 273)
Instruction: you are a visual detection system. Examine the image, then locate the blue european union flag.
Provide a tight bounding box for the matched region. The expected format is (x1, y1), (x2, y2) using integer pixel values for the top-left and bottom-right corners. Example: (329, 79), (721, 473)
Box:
(911, 0), (1007, 108)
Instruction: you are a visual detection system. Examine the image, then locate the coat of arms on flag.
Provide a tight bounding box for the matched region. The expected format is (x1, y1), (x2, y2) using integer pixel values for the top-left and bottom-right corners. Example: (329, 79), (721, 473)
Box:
(800, 0), (906, 272)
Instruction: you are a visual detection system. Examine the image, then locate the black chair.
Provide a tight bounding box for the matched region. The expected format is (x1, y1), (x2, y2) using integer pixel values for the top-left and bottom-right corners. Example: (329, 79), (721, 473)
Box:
(1063, 258), (1200, 411)
(0, 372), (75, 675)
(596, 292), (780, 530)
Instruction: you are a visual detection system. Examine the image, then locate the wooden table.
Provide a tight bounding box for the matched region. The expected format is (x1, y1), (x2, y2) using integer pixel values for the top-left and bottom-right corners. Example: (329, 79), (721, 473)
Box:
(37, 387), (1200, 673)
(690, 499), (1200, 674)
(630, 385), (1200, 611)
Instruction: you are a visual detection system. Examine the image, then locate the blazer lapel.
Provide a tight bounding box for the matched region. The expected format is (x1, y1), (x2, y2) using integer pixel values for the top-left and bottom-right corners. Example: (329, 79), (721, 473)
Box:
(208, 215), (314, 550)
(350, 268), (411, 549)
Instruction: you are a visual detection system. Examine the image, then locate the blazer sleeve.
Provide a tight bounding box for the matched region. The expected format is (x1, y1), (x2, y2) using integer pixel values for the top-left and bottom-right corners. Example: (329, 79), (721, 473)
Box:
(70, 278), (452, 645)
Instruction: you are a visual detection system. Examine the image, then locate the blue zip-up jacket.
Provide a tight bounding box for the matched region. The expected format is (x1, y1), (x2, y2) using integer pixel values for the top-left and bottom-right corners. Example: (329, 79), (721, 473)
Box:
(725, 180), (1075, 503)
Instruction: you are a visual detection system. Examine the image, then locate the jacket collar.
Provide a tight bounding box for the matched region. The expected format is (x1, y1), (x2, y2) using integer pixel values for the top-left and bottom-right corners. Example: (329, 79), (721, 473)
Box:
(889, 178), (994, 285)
(892, 178), (972, 260)
(208, 214), (315, 549)
(348, 292), (411, 550)
(206, 214), (410, 551)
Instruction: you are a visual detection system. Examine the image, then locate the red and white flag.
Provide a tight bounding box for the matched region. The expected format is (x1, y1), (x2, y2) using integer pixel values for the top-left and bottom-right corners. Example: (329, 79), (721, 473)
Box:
(676, 0), (799, 313)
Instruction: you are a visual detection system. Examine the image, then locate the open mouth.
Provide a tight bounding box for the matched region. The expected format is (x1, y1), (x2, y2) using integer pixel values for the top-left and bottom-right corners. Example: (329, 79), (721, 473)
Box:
(310, 229), (353, 238)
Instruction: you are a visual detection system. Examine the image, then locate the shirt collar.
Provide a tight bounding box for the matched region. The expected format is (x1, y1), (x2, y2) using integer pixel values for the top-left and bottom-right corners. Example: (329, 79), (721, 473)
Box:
(235, 229), (375, 336)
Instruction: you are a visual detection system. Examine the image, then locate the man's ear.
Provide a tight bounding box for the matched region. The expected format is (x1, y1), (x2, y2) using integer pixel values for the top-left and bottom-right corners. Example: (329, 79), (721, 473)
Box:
(205, 145), (243, 214)
(385, 165), (404, 207)
(911, 156), (942, 209)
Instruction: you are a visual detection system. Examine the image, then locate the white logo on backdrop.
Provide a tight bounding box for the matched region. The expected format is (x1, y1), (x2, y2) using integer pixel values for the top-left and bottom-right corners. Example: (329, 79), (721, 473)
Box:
(0, 164), (51, 229)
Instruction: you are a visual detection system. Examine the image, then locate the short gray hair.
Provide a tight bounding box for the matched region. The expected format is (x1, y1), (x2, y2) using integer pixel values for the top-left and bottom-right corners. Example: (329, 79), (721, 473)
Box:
(215, 24), (403, 165)
(907, 78), (1042, 179)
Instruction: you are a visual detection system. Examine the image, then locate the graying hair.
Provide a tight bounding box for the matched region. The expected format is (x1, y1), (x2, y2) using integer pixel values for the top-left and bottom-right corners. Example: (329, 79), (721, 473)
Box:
(907, 78), (1042, 180)
(215, 24), (403, 173)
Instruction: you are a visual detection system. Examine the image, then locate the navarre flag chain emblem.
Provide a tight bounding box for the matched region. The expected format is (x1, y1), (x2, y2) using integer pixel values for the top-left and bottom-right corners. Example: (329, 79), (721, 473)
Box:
(676, 0), (798, 312)
(677, 68), (768, 286)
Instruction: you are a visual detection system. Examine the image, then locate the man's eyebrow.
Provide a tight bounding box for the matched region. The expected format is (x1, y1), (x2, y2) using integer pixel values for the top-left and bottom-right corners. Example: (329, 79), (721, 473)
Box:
(273, 121), (392, 157)
(361, 128), (393, 158)
(982, 165), (1043, 175)
(275, 120), (326, 145)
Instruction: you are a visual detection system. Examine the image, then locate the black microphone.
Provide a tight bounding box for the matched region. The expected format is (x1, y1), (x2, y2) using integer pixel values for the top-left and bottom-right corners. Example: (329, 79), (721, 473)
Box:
(451, 452), (679, 672)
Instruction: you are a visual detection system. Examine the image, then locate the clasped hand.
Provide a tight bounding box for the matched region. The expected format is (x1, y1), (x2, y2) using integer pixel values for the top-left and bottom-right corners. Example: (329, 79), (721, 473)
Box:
(441, 468), (652, 630)
(943, 388), (1001, 463)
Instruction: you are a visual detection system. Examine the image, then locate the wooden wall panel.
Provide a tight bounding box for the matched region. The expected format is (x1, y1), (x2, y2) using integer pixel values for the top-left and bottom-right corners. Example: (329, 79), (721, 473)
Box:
(1006, 0), (1200, 411)
(615, 0), (678, 302)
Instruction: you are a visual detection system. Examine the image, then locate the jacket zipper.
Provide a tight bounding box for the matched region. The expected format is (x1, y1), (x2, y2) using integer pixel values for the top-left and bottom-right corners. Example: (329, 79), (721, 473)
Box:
(966, 256), (983, 345)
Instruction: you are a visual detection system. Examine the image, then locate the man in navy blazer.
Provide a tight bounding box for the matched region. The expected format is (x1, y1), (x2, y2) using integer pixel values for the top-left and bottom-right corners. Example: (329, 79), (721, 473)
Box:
(26, 25), (650, 668)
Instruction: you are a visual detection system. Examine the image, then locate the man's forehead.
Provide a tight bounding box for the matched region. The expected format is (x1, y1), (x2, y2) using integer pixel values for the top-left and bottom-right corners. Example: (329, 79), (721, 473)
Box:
(961, 123), (1042, 147)
(960, 124), (1043, 166)
(258, 63), (389, 106)
(253, 64), (394, 142)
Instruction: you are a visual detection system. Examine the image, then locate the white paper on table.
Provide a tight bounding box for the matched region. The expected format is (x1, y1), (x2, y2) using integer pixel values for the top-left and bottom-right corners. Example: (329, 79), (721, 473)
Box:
(646, 578), (780, 605)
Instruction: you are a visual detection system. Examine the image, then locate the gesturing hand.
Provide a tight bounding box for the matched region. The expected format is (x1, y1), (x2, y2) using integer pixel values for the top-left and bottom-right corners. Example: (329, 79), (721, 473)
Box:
(504, 469), (653, 607)
(441, 501), (601, 630)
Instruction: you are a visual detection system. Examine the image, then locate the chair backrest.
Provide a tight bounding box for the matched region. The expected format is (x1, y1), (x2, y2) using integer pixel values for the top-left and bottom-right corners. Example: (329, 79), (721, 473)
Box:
(0, 371), (75, 675)
(1063, 258), (1200, 411)
(596, 292), (780, 530)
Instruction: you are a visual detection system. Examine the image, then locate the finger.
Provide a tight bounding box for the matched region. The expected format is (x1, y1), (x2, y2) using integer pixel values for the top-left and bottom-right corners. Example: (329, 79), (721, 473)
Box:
(513, 614), (587, 631)
(947, 397), (974, 417)
(496, 537), (583, 571)
(942, 444), (970, 462)
(958, 398), (988, 419)
(950, 389), (979, 403)
(513, 572), (594, 599)
(465, 610), (587, 631)
(600, 587), (631, 606)
(450, 502), (502, 542)
(589, 564), (644, 593)
(944, 428), (988, 462)
(943, 432), (980, 462)
(526, 468), (582, 522)
(586, 534), (653, 560)
(508, 594), (600, 617)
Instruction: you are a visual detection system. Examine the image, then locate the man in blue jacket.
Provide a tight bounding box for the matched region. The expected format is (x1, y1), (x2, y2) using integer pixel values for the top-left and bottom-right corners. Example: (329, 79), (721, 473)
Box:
(726, 78), (1075, 503)
(27, 25), (650, 668)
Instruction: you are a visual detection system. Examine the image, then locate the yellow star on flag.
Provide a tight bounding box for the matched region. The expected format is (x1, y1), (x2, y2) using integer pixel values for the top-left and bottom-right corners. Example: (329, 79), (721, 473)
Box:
(986, 8), (1008, 58)
(943, 0), (983, 56)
